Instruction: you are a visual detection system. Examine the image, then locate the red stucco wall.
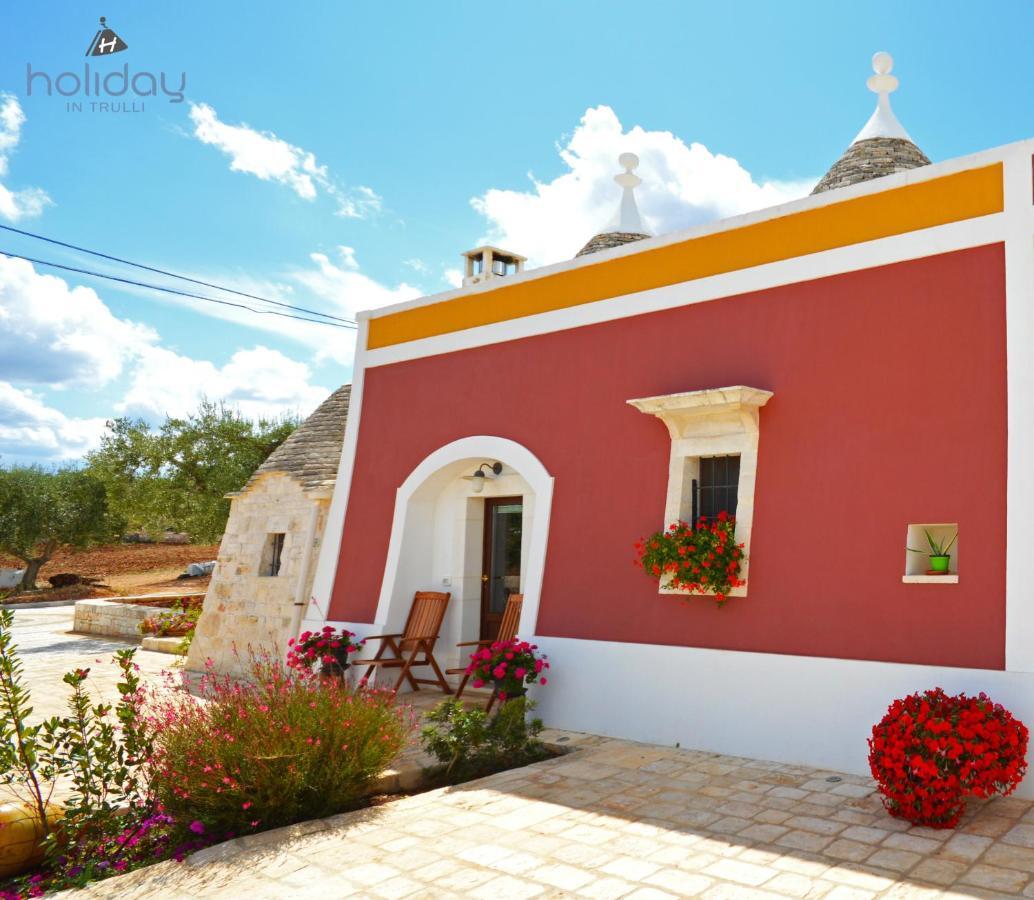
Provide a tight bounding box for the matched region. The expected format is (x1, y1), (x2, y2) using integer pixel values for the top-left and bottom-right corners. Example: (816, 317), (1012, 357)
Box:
(330, 244), (1008, 669)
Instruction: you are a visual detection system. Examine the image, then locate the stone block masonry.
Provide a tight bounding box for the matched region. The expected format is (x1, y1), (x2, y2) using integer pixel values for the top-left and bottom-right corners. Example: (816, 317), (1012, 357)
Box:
(186, 471), (331, 676)
(73, 598), (155, 638)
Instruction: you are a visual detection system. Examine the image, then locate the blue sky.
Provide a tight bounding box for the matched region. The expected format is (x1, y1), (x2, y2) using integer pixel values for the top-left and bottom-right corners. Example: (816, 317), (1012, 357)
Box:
(1, 1), (1033, 464)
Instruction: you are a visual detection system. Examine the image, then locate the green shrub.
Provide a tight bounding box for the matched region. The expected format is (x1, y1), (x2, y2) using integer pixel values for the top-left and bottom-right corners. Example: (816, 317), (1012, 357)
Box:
(146, 658), (413, 836)
(421, 697), (549, 783)
(0, 608), (181, 895)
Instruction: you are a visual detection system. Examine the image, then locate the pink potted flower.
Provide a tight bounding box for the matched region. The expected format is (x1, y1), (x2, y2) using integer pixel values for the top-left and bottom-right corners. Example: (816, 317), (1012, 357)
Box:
(287, 626), (364, 678)
(465, 639), (549, 704)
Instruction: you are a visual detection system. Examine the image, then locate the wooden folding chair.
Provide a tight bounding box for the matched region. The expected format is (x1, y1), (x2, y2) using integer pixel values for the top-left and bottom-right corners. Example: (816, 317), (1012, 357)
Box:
(448, 593), (524, 702)
(354, 591), (452, 693)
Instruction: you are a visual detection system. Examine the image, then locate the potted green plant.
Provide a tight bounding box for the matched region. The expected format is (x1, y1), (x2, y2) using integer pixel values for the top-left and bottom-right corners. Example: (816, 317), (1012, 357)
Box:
(908, 529), (957, 574)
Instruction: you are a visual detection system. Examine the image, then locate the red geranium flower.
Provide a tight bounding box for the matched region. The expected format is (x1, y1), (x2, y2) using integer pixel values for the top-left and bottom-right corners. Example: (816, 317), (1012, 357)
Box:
(869, 688), (1028, 828)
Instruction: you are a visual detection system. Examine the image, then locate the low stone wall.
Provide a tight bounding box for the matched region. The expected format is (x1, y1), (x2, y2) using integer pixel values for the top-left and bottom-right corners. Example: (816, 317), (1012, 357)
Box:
(141, 635), (187, 655)
(73, 599), (155, 638)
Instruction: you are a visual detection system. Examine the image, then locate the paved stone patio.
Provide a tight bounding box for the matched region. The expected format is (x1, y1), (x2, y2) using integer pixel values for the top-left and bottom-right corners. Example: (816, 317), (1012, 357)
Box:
(1, 604), (173, 721)
(7, 606), (1034, 899)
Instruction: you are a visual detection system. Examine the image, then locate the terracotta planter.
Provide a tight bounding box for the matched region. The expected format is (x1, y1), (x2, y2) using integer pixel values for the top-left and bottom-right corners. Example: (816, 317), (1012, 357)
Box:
(0, 802), (62, 879)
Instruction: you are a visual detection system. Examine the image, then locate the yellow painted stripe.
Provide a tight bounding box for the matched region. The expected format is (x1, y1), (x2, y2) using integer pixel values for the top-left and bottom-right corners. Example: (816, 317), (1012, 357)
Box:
(368, 163), (1004, 350)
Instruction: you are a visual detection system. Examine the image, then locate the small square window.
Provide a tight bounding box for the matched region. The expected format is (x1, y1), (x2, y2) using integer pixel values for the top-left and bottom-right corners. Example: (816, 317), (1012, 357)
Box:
(260, 533), (285, 577)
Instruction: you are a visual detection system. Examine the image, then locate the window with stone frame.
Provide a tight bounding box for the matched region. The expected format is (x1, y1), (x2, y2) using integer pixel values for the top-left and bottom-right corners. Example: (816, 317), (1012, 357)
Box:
(627, 386), (773, 598)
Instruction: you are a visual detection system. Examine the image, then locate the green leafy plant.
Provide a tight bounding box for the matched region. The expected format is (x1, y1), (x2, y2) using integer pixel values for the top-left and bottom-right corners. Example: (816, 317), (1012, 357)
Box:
(0, 609), (171, 894)
(0, 608), (56, 839)
(420, 697), (549, 783)
(908, 529), (958, 558)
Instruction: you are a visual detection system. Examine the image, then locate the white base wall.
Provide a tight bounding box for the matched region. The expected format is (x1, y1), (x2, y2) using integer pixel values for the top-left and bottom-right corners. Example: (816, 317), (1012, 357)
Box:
(527, 636), (1034, 799)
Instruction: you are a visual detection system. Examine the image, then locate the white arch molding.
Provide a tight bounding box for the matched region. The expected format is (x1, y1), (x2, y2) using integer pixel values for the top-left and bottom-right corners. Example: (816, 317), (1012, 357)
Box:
(314, 435), (554, 641)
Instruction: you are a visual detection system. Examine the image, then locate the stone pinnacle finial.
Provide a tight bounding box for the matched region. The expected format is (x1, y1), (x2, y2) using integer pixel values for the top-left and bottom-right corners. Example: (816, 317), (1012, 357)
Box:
(853, 51), (913, 144)
(608, 152), (650, 236)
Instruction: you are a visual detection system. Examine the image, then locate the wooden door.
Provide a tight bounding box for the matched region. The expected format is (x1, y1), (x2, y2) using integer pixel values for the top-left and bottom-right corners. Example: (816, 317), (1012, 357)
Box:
(480, 497), (523, 640)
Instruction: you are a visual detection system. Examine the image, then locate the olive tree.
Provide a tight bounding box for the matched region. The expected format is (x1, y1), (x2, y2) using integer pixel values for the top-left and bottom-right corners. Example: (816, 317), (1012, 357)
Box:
(0, 467), (122, 590)
(85, 400), (298, 543)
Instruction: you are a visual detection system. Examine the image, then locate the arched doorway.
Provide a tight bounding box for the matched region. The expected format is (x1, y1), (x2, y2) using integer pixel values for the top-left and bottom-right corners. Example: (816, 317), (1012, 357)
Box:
(368, 437), (554, 671)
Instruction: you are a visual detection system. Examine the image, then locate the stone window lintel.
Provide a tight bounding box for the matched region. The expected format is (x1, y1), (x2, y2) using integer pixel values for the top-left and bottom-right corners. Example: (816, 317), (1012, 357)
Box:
(627, 385), (773, 599)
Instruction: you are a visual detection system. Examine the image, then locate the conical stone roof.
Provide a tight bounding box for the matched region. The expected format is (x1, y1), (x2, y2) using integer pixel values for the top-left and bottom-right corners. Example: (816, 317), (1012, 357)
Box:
(813, 52), (929, 196)
(812, 137), (930, 194)
(576, 231), (650, 257)
(246, 384), (351, 492)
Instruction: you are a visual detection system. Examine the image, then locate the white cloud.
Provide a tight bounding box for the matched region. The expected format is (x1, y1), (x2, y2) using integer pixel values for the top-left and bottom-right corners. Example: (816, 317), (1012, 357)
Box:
(0, 382), (108, 461)
(189, 102), (326, 200)
(296, 246), (422, 318)
(0, 253), (157, 387)
(336, 185), (383, 219)
(0, 93), (51, 221)
(188, 102), (382, 220)
(443, 268), (463, 288)
(403, 258), (429, 275)
(37, 245), (419, 370)
(118, 345), (331, 423)
(0, 256), (343, 464)
(472, 105), (816, 265)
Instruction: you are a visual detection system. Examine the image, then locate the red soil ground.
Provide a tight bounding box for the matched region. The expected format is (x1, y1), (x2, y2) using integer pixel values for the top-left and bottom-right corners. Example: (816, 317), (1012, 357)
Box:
(0, 544), (218, 604)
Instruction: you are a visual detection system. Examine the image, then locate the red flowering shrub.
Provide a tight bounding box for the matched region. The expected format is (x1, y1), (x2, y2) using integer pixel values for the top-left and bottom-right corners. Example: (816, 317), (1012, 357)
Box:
(868, 688), (1028, 828)
(635, 512), (745, 605)
(145, 656), (414, 836)
(465, 639), (548, 702)
(286, 625), (364, 674)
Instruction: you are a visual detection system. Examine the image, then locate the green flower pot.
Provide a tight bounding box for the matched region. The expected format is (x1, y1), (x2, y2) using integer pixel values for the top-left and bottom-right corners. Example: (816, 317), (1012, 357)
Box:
(929, 555), (951, 574)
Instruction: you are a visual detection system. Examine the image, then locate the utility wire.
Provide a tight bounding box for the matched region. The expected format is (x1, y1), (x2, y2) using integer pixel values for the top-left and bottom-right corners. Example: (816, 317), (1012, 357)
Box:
(0, 223), (356, 326)
(0, 249), (356, 329)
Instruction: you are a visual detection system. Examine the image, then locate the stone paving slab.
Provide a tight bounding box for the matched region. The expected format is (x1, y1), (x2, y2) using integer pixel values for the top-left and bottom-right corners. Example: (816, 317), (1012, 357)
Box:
(59, 725), (1034, 899)
(12, 607), (1034, 899)
(3, 606), (173, 722)
(57, 737), (1034, 899)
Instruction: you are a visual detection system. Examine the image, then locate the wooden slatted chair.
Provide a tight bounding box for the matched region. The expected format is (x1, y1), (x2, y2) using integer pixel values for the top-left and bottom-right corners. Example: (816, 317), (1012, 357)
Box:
(354, 591), (452, 693)
(448, 593), (524, 702)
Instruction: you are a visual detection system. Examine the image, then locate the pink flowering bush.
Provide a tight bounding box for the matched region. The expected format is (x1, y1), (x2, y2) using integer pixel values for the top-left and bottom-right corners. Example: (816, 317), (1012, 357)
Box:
(465, 639), (549, 703)
(286, 625), (364, 675)
(0, 613), (413, 898)
(145, 655), (414, 836)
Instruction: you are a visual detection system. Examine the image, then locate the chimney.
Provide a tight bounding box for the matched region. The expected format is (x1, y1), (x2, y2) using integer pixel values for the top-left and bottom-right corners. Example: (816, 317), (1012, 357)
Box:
(461, 246), (526, 287)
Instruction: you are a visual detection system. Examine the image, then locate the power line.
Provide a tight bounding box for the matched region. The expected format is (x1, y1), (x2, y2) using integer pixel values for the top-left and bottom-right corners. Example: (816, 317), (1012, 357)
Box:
(0, 250), (356, 329)
(0, 223), (356, 326)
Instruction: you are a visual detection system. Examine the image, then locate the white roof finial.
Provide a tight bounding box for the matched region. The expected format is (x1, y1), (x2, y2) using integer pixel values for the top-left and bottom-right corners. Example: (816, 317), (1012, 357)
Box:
(853, 51), (914, 144)
(607, 152), (650, 235)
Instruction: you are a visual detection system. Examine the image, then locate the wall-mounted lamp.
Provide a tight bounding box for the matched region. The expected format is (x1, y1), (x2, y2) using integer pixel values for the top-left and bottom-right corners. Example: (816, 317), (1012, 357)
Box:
(470, 461), (503, 493)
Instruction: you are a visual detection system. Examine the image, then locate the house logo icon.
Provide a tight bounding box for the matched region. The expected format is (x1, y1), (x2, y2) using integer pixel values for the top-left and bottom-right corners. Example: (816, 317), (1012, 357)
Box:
(85, 17), (128, 56)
